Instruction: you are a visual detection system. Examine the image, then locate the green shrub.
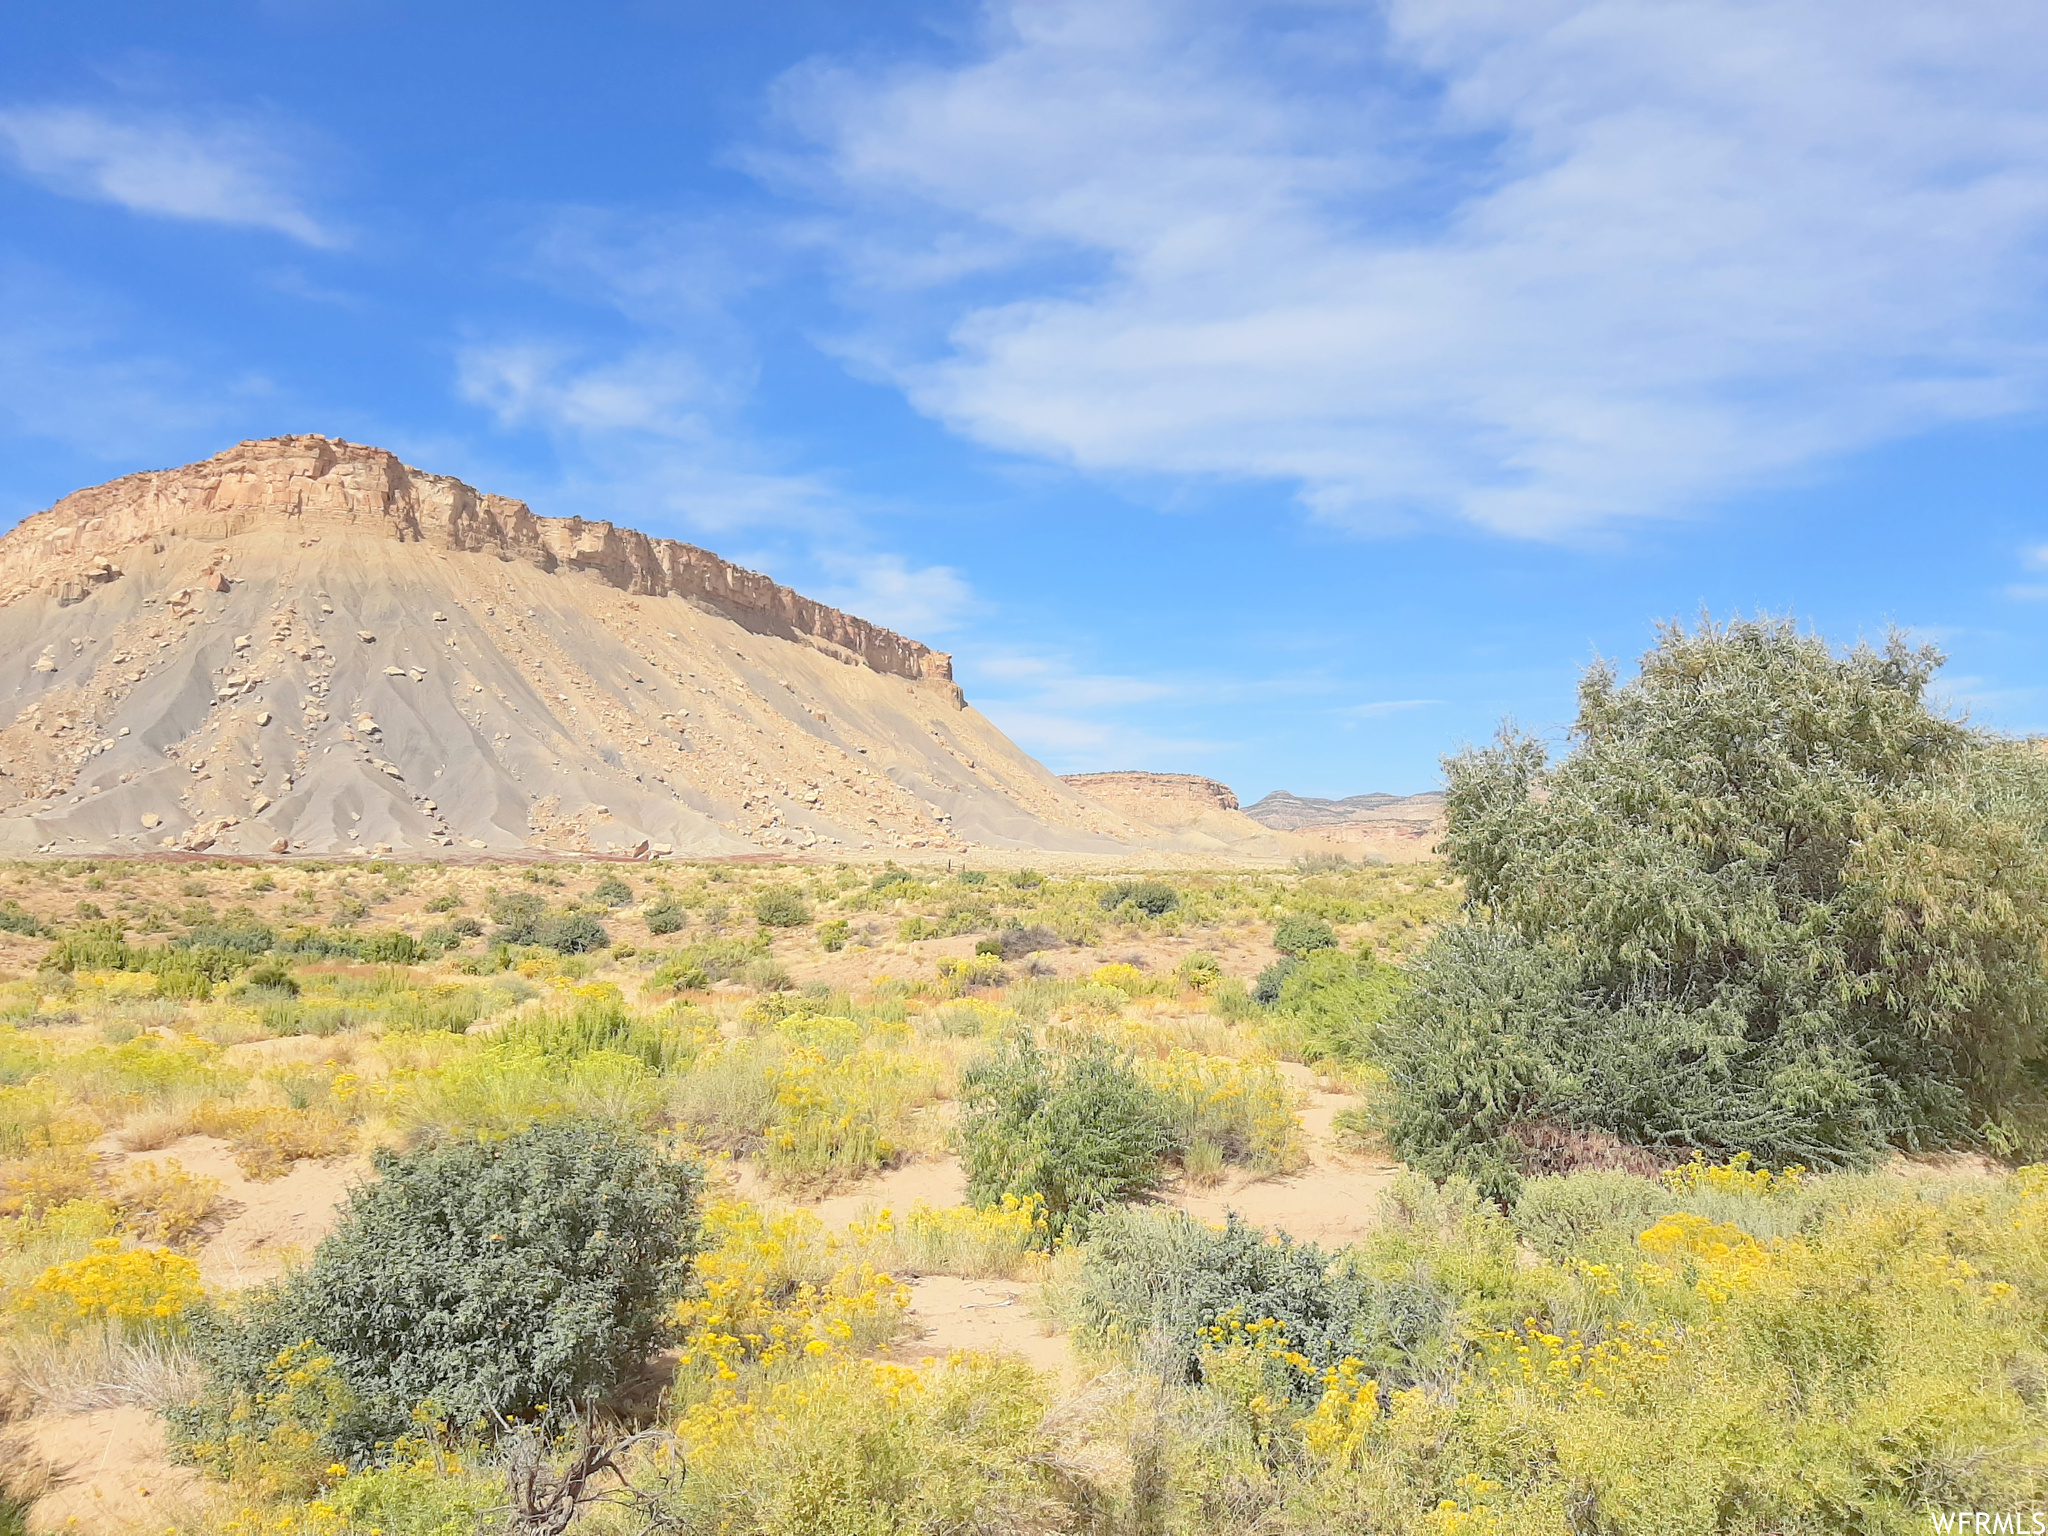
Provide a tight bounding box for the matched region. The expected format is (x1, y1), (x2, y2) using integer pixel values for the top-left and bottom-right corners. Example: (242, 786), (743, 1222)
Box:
(958, 1035), (1175, 1240)
(1075, 1208), (1360, 1401)
(0, 902), (46, 937)
(642, 896), (686, 935)
(244, 960), (299, 996)
(1512, 1170), (1665, 1261)
(754, 887), (811, 928)
(1208, 977), (1259, 1022)
(1430, 614), (2048, 1170)
(177, 909), (276, 956)
(531, 911), (609, 954)
(649, 936), (768, 991)
(1251, 956), (1298, 1006)
(588, 874), (631, 908)
(1272, 915), (1337, 956)
(497, 994), (701, 1073)
(1377, 923), (1896, 1200)
(819, 919), (850, 952)
(1177, 951), (1223, 991)
(1269, 948), (1409, 1063)
(172, 1120), (704, 1458)
(487, 889), (547, 942)
(1097, 879), (1178, 916)
(279, 927), (424, 964)
(419, 919), (480, 952)
(992, 924), (1060, 959)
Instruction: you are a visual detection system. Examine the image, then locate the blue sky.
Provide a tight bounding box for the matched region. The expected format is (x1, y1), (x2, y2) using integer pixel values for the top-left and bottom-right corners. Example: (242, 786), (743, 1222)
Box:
(2, 1), (2046, 800)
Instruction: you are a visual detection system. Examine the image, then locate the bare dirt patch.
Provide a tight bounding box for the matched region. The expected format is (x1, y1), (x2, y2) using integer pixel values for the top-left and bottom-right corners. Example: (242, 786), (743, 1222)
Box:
(99, 1134), (369, 1291)
(19, 1405), (204, 1533)
(897, 1276), (1072, 1376)
(1165, 1069), (1404, 1249)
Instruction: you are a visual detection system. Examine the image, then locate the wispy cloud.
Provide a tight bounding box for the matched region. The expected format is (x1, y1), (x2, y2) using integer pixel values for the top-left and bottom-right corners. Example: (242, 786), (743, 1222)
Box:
(1334, 699), (1442, 722)
(771, 0), (2048, 537)
(2003, 543), (2048, 599)
(813, 552), (974, 637)
(962, 648), (1270, 771)
(0, 103), (334, 245)
(458, 340), (728, 439)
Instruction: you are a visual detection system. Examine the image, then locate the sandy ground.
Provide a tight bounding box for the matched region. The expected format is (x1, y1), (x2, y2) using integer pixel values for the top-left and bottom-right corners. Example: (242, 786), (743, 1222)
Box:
(20, 1139), (367, 1531)
(897, 1275), (1074, 1375)
(97, 1134), (371, 1291)
(20, 1406), (206, 1532)
(1163, 1065), (1404, 1249)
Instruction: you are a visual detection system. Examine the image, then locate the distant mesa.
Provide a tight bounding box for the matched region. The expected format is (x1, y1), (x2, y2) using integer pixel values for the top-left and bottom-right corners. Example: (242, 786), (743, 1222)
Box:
(0, 434), (1246, 860)
(1242, 789), (1447, 857)
(1055, 772), (1443, 864)
(1060, 771), (1240, 816)
(1239, 788), (1445, 831)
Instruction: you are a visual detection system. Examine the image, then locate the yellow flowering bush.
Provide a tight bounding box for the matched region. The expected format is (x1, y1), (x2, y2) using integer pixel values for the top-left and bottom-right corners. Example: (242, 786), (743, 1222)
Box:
(673, 1196), (909, 1387)
(762, 1042), (938, 1186)
(210, 1441), (498, 1536)
(668, 1352), (1066, 1533)
(933, 953), (1005, 990)
(1137, 1048), (1304, 1174)
(0, 1144), (99, 1217)
(176, 1341), (363, 1499)
(1299, 1357), (1381, 1468)
(1088, 962), (1153, 996)
(114, 1157), (225, 1246)
(1659, 1150), (1804, 1198)
(844, 1194), (1047, 1279)
(1474, 1317), (1670, 1404)
(21, 1237), (202, 1335)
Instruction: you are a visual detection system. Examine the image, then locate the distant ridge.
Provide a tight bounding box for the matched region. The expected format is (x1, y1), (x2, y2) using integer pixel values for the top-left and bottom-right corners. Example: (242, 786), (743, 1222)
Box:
(0, 436), (1179, 858)
(1239, 789), (1443, 831)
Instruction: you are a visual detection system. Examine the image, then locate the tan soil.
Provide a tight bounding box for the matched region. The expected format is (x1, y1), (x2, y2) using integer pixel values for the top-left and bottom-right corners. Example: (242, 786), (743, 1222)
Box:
(897, 1276), (1073, 1376)
(98, 1133), (370, 1291)
(20, 1406), (205, 1533)
(1163, 1068), (1404, 1249)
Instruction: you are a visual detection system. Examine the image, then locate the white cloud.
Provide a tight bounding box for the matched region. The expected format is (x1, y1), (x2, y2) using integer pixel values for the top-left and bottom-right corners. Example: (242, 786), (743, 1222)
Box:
(961, 647), (1258, 770)
(974, 704), (1217, 770)
(1335, 699), (1442, 722)
(0, 104), (333, 245)
(813, 552), (975, 637)
(457, 341), (727, 438)
(975, 653), (1178, 707)
(775, 0), (2048, 536)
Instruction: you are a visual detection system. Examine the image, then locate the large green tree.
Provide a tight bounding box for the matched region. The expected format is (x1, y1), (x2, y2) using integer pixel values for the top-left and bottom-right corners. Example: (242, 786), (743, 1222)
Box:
(1380, 616), (2048, 1193)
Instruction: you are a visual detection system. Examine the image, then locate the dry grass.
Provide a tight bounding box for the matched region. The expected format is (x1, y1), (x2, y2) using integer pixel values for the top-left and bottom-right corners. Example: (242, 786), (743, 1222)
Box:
(113, 1160), (226, 1247)
(113, 1109), (190, 1153)
(0, 1328), (200, 1416)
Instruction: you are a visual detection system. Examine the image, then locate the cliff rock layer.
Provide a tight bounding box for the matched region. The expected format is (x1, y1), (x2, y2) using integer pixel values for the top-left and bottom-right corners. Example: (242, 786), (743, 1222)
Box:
(0, 437), (1154, 858)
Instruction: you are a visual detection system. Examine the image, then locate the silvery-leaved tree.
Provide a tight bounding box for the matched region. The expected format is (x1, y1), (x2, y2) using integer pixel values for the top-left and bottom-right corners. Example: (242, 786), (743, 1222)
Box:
(1381, 615), (2048, 1198)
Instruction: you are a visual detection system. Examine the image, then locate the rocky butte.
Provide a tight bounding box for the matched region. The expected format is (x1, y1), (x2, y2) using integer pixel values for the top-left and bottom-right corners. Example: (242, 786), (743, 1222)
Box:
(0, 435), (1250, 858)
